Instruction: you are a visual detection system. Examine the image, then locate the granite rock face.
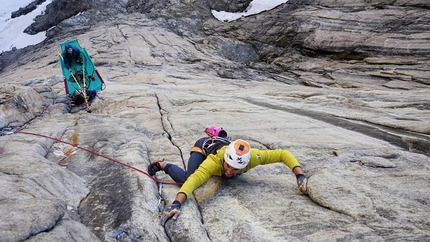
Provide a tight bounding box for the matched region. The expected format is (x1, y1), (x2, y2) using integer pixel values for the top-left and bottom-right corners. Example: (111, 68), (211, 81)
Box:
(0, 0), (429, 241)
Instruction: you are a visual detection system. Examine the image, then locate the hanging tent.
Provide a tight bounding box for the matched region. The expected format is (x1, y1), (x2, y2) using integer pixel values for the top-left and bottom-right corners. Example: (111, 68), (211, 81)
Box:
(58, 39), (105, 109)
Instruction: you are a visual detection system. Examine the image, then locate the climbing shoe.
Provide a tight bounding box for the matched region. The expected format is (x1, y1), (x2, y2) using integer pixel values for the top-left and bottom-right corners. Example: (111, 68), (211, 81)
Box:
(148, 160), (162, 176)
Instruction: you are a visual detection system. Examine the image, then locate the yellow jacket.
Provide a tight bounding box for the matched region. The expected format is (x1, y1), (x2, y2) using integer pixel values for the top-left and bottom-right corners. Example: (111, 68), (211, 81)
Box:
(178, 146), (300, 198)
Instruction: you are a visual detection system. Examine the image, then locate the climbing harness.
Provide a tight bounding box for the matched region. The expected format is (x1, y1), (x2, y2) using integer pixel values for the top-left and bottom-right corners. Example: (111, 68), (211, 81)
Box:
(202, 136), (231, 156)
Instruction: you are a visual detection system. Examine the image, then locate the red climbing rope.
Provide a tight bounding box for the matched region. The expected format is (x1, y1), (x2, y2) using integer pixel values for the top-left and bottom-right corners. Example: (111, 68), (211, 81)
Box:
(18, 130), (181, 186)
(10, 105), (183, 186)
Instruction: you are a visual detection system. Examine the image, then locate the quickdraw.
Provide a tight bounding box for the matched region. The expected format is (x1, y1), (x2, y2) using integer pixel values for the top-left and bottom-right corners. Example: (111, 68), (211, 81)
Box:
(157, 181), (165, 215)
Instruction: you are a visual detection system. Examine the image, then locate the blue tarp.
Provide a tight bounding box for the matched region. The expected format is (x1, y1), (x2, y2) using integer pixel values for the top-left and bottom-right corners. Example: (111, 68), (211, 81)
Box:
(59, 39), (105, 97)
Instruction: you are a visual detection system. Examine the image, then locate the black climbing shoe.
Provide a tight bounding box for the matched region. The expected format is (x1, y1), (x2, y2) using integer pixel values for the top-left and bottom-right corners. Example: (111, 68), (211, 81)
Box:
(148, 160), (162, 176)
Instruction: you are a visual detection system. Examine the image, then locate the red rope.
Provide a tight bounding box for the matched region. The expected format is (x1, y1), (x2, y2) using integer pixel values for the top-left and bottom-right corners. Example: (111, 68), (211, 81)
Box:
(16, 106), (50, 132)
(17, 130), (182, 186)
(14, 105), (183, 186)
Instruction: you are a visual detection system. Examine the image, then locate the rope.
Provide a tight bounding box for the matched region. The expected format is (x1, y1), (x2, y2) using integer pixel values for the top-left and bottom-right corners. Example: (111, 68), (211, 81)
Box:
(80, 51), (90, 108)
(18, 130), (181, 185)
(5, 105), (183, 186)
(19, 129), (174, 214)
(16, 105), (50, 132)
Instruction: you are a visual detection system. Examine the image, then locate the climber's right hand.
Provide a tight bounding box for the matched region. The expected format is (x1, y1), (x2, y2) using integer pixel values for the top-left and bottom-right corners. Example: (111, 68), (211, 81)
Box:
(160, 200), (182, 226)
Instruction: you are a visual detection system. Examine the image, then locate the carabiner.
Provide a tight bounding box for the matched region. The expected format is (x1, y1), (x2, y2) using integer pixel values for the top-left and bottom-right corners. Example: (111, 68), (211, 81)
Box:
(1, 127), (16, 136)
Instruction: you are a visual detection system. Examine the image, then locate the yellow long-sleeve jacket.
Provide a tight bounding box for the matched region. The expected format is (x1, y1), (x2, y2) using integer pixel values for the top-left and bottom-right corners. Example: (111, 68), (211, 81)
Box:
(178, 146), (300, 198)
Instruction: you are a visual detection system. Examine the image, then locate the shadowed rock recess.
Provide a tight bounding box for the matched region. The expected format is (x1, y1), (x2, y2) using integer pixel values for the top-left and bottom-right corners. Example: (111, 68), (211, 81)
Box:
(0, 0), (429, 241)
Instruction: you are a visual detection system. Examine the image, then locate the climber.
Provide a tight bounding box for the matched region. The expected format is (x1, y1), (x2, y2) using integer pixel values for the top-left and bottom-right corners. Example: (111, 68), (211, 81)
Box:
(62, 44), (82, 72)
(148, 126), (230, 183)
(159, 136), (308, 226)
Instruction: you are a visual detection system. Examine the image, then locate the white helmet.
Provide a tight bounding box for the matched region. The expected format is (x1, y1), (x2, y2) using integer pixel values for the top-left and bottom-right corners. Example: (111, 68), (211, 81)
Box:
(224, 139), (251, 169)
